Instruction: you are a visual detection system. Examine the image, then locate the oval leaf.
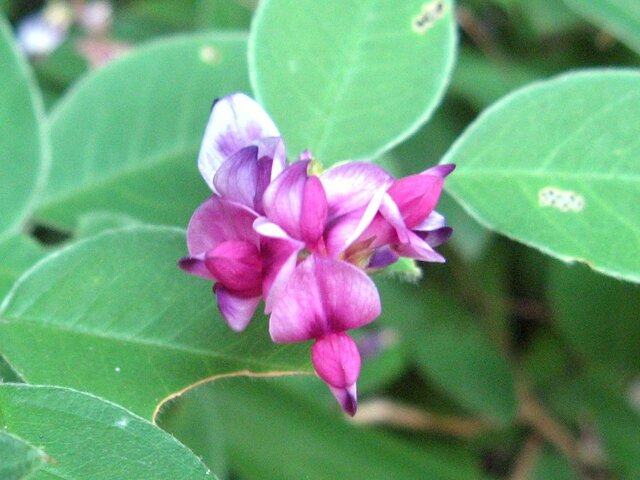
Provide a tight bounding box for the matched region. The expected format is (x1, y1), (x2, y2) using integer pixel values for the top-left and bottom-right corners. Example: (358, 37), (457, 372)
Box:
(0, 384), (213, 479)
(249, 0), (457, 163)
(0, 227), (310, 418)
(158, 375), (482, 480)
(37, 32), (251, 229)
(0, 15), (48, 238)
(443, 70), (640, 283)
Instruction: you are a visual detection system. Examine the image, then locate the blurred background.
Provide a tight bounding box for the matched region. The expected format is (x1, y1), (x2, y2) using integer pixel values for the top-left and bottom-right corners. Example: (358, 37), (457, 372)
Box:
(2, 1), (640, 479)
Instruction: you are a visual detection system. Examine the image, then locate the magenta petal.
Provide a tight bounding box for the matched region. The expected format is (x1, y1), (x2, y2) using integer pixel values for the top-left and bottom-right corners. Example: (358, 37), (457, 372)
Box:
(260, 236), (304, 313)
(414, 211), (446, 232)
(300, 176), (328, 245)
(198, 93), (280, 188)
(178, 255), (215, 279)
(423, 163), (456, 178)
(215, 286), (260, 332)
(186, 196), (258, 255)
(262, 160), (310, 239)
(205, 240), (262, 295)
(255, 137), (287, 181)
(269, 255), (381, 343)
(387, 174), (444, 229)
(312, 332), (361, 416)
(320, 162), (393, 218)
(395, 230), (446, 263)
(212, 146), (260, 208)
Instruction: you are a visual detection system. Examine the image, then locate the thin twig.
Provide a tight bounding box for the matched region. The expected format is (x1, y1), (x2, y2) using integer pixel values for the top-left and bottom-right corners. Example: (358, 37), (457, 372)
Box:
(352, 398), (491, 439)
(509, 436), (542, 480)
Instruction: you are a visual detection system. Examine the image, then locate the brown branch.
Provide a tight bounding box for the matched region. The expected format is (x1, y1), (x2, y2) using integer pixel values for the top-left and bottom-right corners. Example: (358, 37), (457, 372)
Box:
(509, 436), (542, 480)
(351, 398), (492, 439)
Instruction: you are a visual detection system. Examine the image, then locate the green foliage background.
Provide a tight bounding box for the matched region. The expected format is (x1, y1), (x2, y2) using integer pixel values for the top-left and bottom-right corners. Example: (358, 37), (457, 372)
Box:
(1, 0), (639, 479)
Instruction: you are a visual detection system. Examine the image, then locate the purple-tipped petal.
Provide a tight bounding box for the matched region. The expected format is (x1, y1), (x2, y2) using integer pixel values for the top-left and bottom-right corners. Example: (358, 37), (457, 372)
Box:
(186, 196), (258, 255)
(423, 163), (456, 178)
(256, 137), (287, 180)
(300, 176), (328, 246)
(387, 174), (444, 229)
(414, 211), (447, 232)
(329, 384), (358, 416)
(367, 246), (400, 269)
(178, 255), (215, 279)
(378, 194), (410, 244)
(420, 227), (453, 247)
(215, 286), (260, 332)
(212, 146), (260, 208)
(269, 255), (381, 343)
(312, 333), (361, 416)
(262, 161), (307, 237)
(198, 93), (280, 188)
(204, 240), (262, 295)
(321, 162), (393, 218)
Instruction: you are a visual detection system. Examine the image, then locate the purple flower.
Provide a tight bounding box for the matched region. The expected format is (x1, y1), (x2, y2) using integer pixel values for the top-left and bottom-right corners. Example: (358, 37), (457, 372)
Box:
(179, 93), (453, 415)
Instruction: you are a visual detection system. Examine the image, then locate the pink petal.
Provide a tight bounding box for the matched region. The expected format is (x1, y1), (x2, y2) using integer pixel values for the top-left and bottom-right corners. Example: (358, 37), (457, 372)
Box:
(262, 161), (308, 238)
(387, 173), (444, 229)
(269, 255), (381, 343)
(394, 230), (446, 263)
(261, 237), (303, 313)
(320, 162), (393, 218)
(300, 176), (328, 246)
(186, 196), (258, 255)
(423, 163), (456, 178)
(204, 240), (262, 295)
(312, 332), (361, 416)
(197, 93), (280, 188)
(324, 186), (387, 256)
(215, 286), (261, 332)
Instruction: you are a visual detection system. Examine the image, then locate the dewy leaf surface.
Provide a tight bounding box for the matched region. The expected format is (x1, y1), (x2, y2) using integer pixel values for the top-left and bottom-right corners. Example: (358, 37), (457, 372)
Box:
(0, 227), (310, 419)
(0, 431), (47, 480)
(249, 0), (456, 163)
(0, 384), (214, 479)
(0, 15), (48, 238)
(443, 70), (640, 283)
(563, 0), (640, 54)
(38, 33), (251, 229)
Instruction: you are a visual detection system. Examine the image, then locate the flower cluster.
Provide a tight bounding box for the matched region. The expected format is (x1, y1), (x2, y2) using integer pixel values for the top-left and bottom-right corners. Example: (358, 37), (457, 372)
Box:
(179, 94), (453, 415)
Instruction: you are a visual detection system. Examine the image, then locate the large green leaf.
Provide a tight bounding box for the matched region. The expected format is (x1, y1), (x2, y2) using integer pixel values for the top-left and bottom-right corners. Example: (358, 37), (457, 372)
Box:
(0, 234), (45, 300)
(548, 261), (640, 374)
(443, 70), (640, 283)
(563, 0), (640, 53)
(376, 277), (518, 424)
(0, 227), (310, 419)
(249, 0), (457, 163)
(0, 384), (214, 479)
(158, 375), (482, 480)
(0, 432), (47, 480)
(0, 15), (48, 238)
(37, 32), (251, 230)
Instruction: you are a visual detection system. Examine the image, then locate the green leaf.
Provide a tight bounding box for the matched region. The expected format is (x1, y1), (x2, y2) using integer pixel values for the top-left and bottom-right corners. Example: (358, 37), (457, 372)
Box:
(249, 0), (457, 163)
(0, 432), (47, 480)
(0, 15), (48, 238)
(563, 0), (640, 53)
(376, 277), (518, 424)
(443, 70), (640, 283)
(0, 384), (214, 479)
(37, 32), (251, 230)
(0, 234), (45, 300)
(0, 227), (310, 419)
(158, 375), (482, 480)
(548, 261), (640, 373)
